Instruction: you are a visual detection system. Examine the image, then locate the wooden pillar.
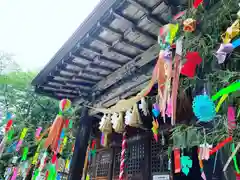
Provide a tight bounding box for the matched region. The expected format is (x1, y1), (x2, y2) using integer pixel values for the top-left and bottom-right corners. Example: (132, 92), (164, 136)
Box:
(68, 108), (93, 180)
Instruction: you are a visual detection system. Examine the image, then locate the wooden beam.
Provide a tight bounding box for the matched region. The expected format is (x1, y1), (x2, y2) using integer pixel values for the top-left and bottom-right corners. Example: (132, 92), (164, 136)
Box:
(47, 78), (95, 87)
(111, 10), (157, 40)
(93, 43), (159, 92)
(88, 70), (152, 115)
(56, 73), (100, 83)
(88, 34), (138, 58)
(126, 0), (167, 25)
(94, 55), (123, 67)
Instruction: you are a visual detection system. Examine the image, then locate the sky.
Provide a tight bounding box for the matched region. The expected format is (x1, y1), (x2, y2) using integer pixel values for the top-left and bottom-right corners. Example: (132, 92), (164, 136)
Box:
(0, 0), (100, 71)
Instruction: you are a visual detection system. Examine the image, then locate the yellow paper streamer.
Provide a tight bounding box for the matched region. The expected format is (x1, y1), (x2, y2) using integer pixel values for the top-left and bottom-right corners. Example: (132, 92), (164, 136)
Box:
(222, 19), (240, 44)
(168, 24), (179, 45)
(20, 128), (28, 140)
(32, 145), (40, 165)
(65, 159), (70, 169)
(215, 94), (228, 112)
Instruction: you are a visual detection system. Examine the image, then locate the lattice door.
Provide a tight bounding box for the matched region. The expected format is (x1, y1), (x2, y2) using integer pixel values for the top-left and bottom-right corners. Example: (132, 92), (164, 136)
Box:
(151, 136), (169, 177)
(126, 135), (150, 180)
(112, 148), (121, 180)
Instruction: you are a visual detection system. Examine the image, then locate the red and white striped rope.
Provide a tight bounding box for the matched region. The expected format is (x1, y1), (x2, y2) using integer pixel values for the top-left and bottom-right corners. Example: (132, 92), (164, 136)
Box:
(119, 132), (127, 180)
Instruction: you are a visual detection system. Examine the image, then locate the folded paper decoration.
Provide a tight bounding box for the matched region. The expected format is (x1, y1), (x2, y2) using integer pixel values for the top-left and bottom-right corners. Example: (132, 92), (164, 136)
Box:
(181, 156), (193, 176)
(152, 120), (159, 142)
(181, 52), (202, 78)
(193, 0), (203, 8)
(192, 95), (216, 122)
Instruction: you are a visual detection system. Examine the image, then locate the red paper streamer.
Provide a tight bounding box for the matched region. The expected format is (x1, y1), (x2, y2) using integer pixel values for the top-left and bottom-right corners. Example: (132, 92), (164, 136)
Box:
(193, 0), (203, 8)
(174, 148), (181, 173)
(173, 11), (186, 20)
(5, 120), (13, 133)
(65, 119), (70, 128)
(91, 140), (96, 149)
(181, 52), (202, 78)
(51, 153), (57, 164)
(209, 136), (233, 155)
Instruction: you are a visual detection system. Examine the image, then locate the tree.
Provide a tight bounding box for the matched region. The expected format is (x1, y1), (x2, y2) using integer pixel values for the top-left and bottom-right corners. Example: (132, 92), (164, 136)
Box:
(0, 53), (76, 177)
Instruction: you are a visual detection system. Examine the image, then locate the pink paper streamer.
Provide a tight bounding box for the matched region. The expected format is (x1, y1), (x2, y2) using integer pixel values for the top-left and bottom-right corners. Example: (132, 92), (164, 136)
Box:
(11, 167), (18, 180)
(16, 140), (23, 152)
(35, 127), (42, 138)
(228, 106), (236, 136)
(201, 171), (206, 180)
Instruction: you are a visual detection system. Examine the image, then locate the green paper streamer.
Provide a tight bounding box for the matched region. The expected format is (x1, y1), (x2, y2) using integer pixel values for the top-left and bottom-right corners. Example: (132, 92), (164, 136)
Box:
(7, 129), (14, 141)
(48, 164), (56, 180)
(211, 81), (240, 101)
(232, 143), (240, 174)
(69, 120), (73, 129)
(33, 169), (39, 180)
(21, 147), (28, 161)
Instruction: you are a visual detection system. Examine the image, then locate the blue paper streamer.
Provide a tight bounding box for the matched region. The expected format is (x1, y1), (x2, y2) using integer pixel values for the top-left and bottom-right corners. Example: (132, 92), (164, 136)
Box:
(232, 38), (240, 49)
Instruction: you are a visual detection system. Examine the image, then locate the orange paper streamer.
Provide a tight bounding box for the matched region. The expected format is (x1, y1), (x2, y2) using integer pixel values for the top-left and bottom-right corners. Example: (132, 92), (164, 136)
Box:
(44, 115), (64, 152)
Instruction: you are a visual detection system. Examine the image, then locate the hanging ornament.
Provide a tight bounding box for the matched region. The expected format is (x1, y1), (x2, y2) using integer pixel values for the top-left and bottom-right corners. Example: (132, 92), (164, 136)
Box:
(215, 38), (240, 64)
(42, 99), (71, 152)
(90, 139), (97, 157)
(60, 136), (68, 154)
(4, 167), (12, 180)
(193, 0), (203, 8)
(119, 132), (127, 180)
(161, 131), (165, 146)
(221, 19), (240, 43)
(16, 128), (28, 152)
(215, 94), (228, 112)
(198, 158), (207, 180)
(210, 136), (233, 155)
(152, 103), (160, 118)
(232, 143), (240, 174)
(35, 127), (42, 139)
(171, 39), (182, 125)
(69, 119), (73, 129)
(183, 18), (197, 32)
(21, 147), (28, 161)
(39, 151), (48, 171)
(166, 96), (172, 117)
(181, 52), (202, 78)
(181, 155), (193, 176)
(192, 95), (216, 122)
(174, 148), (181, 173)
(199, 143), (212, 160)
(7, 141), (17, 153)
(152, 120), (159, 142)
(125, 104), (142, 127)
(228, 106), (236, 136)
(99, 114), (112, 133)
(211, 81), (240, 101)
(32, 145), (41, 165)
(59, 99), (71, 113)
(5, 119), (13, 133)
(10, 167), (18, 180)
(139, 97), (148, 116)
(7, 128), (14, 141)
(111, 112), (125, 133)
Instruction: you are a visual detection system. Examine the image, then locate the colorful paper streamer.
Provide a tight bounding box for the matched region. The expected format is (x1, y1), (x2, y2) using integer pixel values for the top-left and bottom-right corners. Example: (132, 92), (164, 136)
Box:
(21, 147), (28, 161)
